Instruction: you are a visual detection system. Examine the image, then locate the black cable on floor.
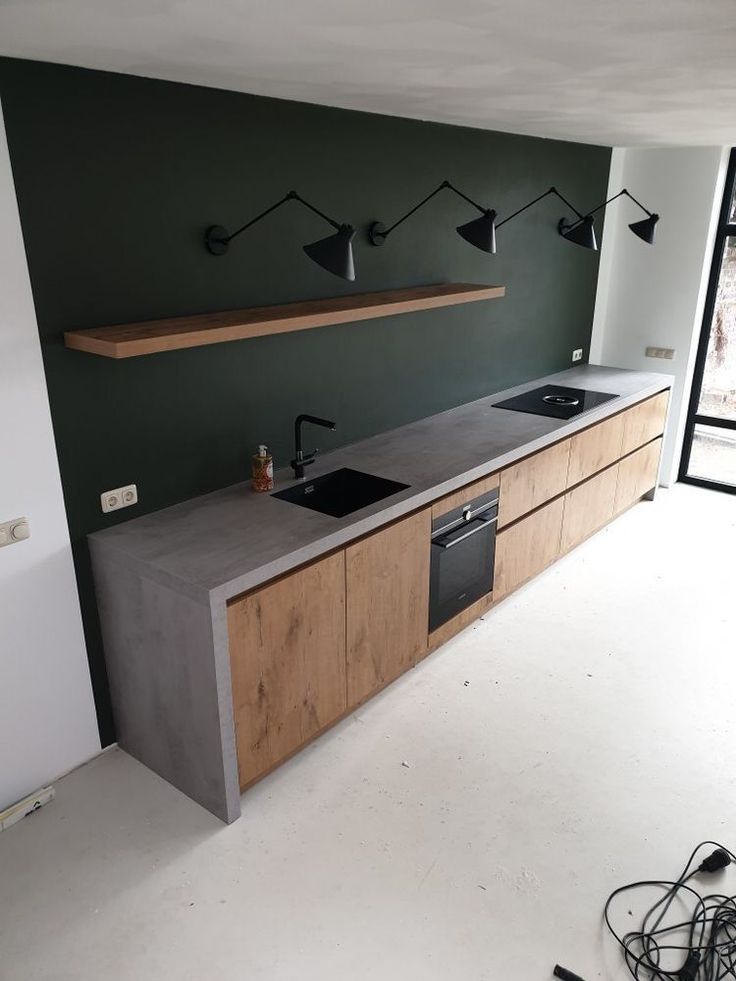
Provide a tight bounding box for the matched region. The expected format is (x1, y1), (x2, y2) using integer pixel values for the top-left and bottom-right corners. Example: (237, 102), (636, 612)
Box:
(602, 841), (736, 981)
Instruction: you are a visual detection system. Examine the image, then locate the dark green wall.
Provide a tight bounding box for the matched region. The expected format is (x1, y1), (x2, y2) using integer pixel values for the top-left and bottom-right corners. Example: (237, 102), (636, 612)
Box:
(0, 58), (611, 744)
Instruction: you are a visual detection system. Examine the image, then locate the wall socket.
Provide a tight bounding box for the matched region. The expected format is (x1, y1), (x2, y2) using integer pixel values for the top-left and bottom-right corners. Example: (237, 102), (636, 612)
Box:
(0, 517), (30, 549)
(572, 348), (583, 362)
(101, 484), (138, 514)
(645, 346), (676, 360)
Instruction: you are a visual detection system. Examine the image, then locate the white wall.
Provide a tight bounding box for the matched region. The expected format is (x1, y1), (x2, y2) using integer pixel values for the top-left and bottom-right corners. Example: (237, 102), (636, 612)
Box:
(0, 101), (100, 812)
(591, 146), (729, 485)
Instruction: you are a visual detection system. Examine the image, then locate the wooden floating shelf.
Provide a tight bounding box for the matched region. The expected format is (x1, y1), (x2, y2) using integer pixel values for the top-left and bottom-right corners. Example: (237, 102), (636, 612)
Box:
(63, 282), (506, 359)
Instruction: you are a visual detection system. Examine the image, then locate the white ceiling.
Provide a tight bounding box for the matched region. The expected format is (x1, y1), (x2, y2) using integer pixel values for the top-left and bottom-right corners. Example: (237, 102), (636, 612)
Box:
(0, 0), (734, 147)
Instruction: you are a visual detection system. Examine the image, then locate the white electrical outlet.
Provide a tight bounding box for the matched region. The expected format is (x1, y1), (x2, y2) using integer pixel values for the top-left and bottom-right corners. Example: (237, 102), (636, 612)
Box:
(0, 517), (30, 549)
(101, 484), (138, 514)
(572, 348), (583, 362)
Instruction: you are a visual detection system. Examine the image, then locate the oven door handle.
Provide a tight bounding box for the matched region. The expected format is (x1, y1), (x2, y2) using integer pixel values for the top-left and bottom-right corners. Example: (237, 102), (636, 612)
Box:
(432, 513), (497, 549)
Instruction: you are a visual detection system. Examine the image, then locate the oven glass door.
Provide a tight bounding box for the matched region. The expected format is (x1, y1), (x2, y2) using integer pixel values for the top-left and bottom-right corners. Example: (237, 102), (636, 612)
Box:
(429, 514), (496, 632)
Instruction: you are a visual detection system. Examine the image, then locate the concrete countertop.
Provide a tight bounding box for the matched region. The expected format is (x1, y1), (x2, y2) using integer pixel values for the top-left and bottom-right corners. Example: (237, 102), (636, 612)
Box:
(89, 364), (672, 604)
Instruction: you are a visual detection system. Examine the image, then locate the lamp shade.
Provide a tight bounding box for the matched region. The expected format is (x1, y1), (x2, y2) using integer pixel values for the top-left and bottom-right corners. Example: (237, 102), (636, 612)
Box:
(303, 225), (356, 281)
(629, 213), (659, 245)
(456, 209), (497, 254)
(561, 215), (598, 251)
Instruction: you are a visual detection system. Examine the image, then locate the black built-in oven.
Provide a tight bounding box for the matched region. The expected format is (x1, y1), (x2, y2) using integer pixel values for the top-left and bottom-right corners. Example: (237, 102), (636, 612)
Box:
(429, 487), (499, 633)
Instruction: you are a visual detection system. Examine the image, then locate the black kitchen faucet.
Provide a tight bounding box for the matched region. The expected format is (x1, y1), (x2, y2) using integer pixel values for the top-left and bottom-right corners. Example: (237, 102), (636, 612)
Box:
(290, 414), (336, 479)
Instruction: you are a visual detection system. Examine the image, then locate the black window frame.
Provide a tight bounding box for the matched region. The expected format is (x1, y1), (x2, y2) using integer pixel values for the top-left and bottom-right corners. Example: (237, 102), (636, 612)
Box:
(678, 147), (736, 495)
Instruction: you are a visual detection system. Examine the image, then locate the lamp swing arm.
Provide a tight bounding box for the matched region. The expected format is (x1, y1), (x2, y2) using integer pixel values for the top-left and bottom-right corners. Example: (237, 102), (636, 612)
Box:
(205, 189), (356, 280)
(622, 189), (654, 216)
(379, 180), (486, 239)
(443, 180), (487, 214)
(563, 188), (655, 232)
(222, 190), (341, 245)
(495, 186), (585, 230)
(287, 191), (343, 230)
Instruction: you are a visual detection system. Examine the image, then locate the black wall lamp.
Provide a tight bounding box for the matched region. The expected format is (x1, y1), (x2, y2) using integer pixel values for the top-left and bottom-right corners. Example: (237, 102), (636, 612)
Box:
(369, 180), (498, 254)
(493, 185), (596, 248)
(368, 181), (659, 256)
(558, 188), (659, 250)
(206, 190), (356, 281)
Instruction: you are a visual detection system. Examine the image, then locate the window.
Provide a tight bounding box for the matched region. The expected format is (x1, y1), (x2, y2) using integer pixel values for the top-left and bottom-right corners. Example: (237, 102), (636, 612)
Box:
(679, 149), (736, 493)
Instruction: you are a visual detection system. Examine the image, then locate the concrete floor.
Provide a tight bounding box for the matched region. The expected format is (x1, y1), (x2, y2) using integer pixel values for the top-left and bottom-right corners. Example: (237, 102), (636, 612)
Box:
(2, 484), (735, 981)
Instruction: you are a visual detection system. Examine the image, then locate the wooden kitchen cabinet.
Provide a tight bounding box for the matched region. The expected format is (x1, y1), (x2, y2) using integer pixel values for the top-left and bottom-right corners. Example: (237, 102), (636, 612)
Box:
(620, 391), (669, 455)
(494, 497), (565, 599)
(560, 463), (619, 553)
(227, 550), (347, 790)
(498, 439), (571, 527)
(614, 438), (663, 515)
(346, 508), (431, 704)
(567, 413), (625, 487)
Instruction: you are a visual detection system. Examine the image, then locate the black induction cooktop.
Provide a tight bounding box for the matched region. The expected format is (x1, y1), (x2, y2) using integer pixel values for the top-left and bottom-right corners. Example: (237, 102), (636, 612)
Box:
(493, 384), (618, 420)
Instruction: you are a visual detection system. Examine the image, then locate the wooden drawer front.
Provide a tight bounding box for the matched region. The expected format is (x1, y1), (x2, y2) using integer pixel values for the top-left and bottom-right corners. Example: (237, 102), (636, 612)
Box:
(620, 391), (669, 455)
(561, 464), (618, 553)
(494, 497), (564, 600)
(614, 438), (662, 514)
(498, 439), (571, 527)
(567, 414), (625, 487)
(432, 471), (499, 520)
(227, 551), (347, 790)
(346, 508), (431, 705)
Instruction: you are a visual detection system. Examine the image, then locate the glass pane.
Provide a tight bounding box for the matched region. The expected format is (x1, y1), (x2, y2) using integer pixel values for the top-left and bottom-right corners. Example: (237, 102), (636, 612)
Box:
(687, 423), (736, 487)
(730, 180), (736, 222)
(696, 236), (736, 421)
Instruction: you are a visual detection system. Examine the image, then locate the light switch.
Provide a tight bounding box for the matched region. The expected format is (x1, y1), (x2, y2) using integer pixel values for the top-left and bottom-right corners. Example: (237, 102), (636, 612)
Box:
(645, 346), (676, 360)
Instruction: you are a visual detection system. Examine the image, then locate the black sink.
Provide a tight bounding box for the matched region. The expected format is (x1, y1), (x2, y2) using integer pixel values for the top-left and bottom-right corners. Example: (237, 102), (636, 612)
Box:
(272, 468), (410, 518)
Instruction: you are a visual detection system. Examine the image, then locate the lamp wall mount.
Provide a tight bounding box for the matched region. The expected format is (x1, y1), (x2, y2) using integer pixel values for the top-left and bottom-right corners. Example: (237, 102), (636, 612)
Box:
(368, 221), (388, 247)
(206, 225), (229, 256)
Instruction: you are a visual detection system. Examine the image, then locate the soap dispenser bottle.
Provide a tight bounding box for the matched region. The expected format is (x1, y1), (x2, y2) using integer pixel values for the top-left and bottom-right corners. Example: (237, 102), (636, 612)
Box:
(252, 444), (274, 492)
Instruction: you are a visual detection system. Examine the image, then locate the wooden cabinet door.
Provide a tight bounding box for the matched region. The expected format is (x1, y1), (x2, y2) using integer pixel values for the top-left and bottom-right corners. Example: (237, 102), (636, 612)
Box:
(346, 509), (431, 705)
(227, 551), (347, 790)
(614, 438), (662, 514)
(498, 439), (571, 527)
(567, 414), (625, 487)
(620, 391), (669, 455)
(560, 463), (618, 553)
(494, 497), (564, 600)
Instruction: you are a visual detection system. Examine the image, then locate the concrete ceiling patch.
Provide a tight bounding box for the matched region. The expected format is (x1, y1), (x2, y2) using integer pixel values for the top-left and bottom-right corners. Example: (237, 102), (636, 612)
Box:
(0, 0), (734, 145)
